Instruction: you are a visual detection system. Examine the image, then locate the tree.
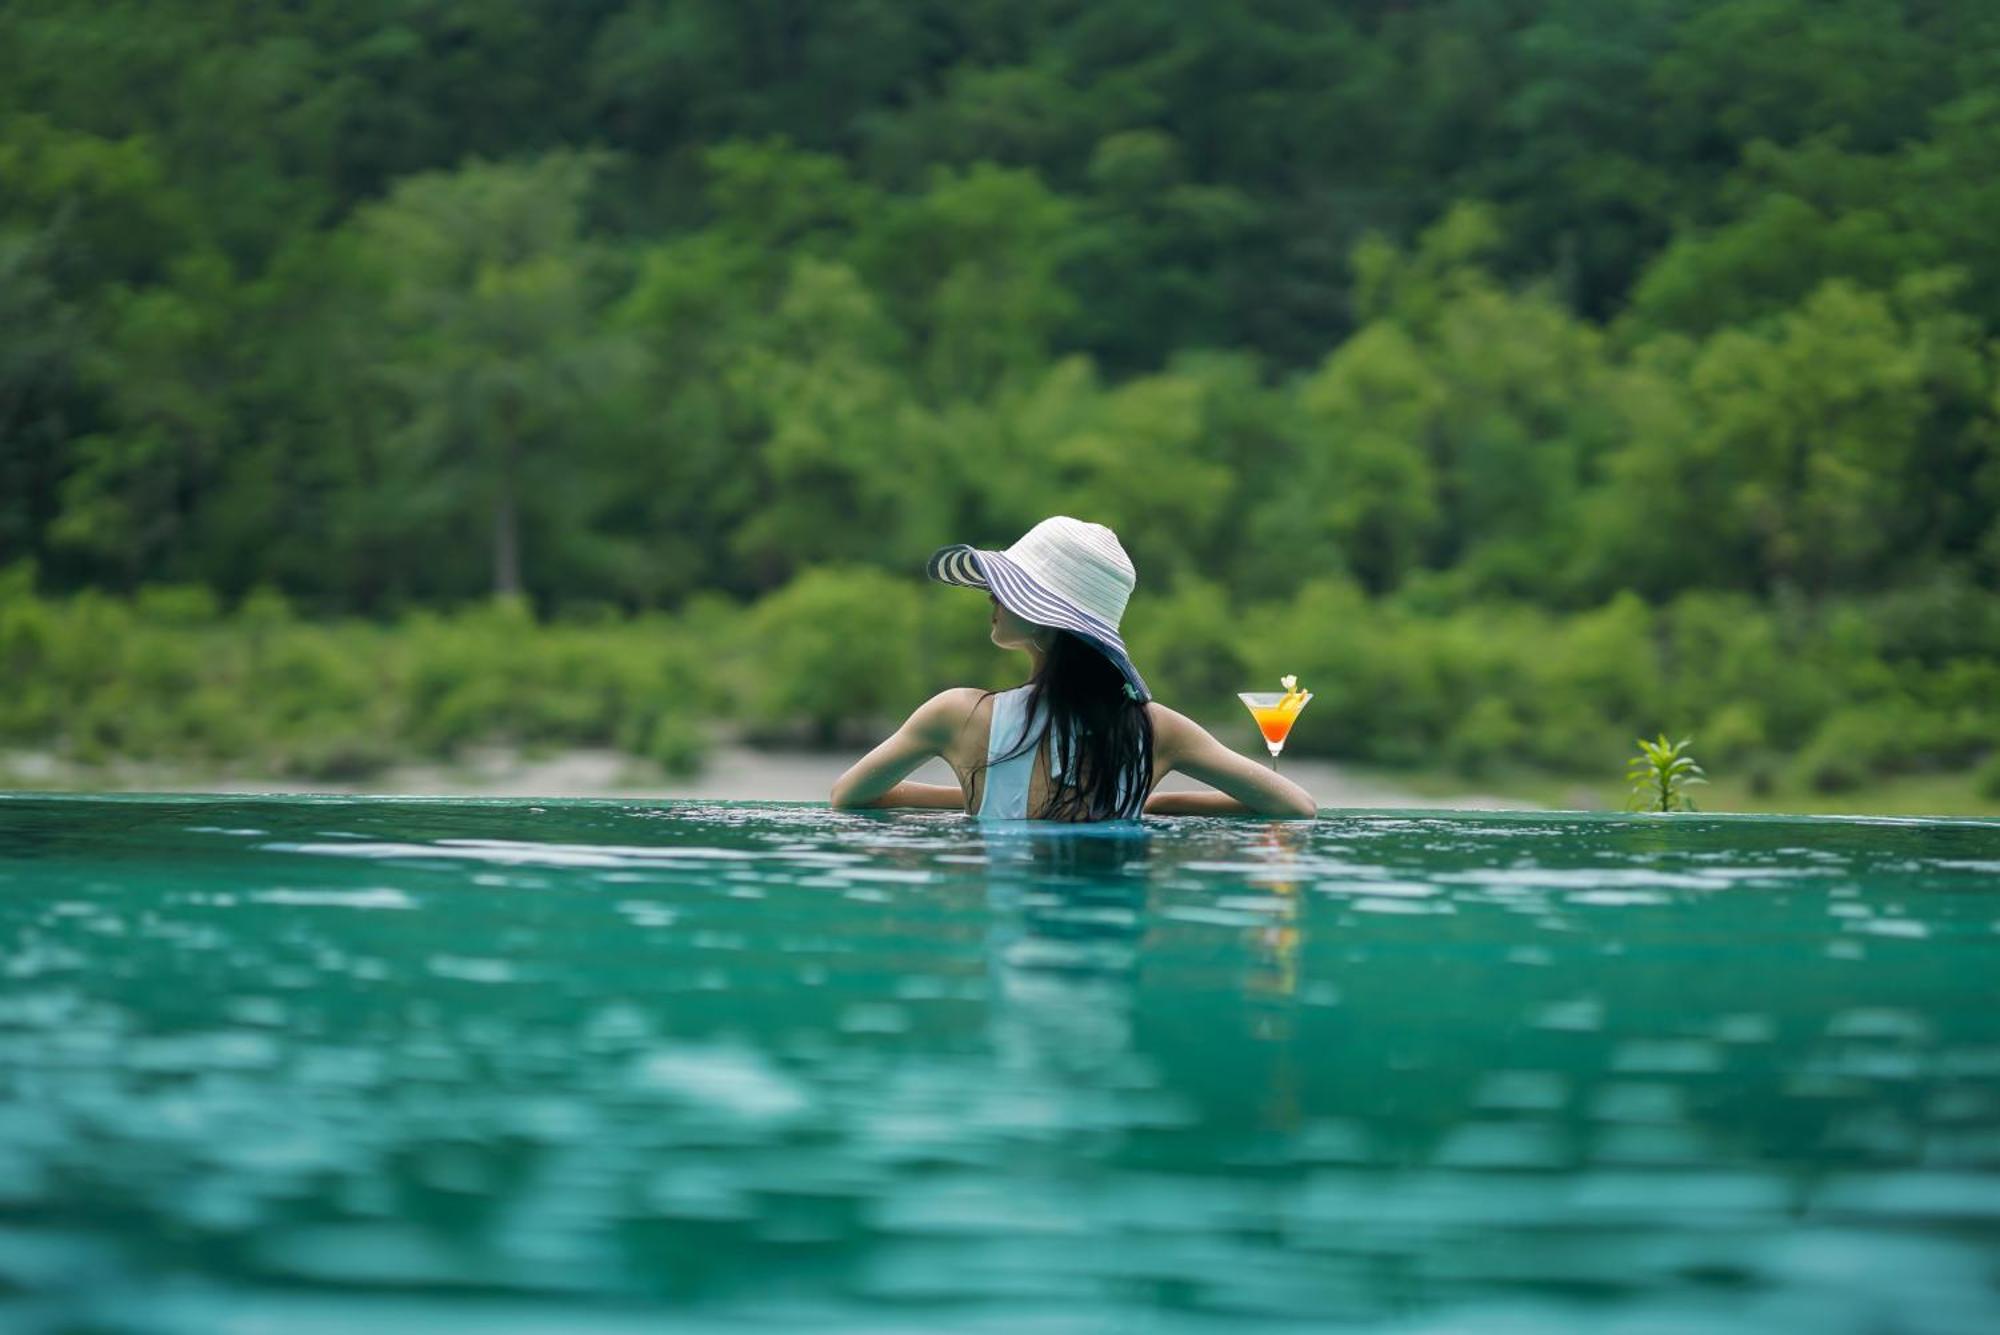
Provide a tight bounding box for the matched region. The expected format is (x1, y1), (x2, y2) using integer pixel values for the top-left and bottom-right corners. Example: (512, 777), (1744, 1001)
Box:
(1589, 278), (1976, 596)
(346, 150), (641, 600)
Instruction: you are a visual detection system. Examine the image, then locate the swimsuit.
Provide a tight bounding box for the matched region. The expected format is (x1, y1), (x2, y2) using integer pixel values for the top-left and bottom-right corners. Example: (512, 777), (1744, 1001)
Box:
(976, 685), (1145, 821)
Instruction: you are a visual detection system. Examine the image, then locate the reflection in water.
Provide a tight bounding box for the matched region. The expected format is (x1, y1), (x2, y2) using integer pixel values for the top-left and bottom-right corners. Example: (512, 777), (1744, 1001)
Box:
(0, 796), (1997, 1333)
(983, 825), (1152, 1078)
(1246, 821), (1308, 1005)
(1246, 822), (1307, 1135)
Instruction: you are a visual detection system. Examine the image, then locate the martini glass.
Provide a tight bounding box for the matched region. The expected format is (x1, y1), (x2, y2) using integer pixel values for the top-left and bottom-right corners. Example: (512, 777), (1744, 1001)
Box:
(1238, 691), (1312, 770)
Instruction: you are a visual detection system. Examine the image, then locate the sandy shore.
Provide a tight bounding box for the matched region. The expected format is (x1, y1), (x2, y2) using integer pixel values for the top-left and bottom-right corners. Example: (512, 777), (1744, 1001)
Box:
(2, 744), (1531, 810)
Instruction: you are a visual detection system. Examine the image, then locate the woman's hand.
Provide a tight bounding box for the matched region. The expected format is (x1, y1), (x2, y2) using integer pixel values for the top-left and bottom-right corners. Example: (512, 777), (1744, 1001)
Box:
(1147, 704), (1317, 818)
(829, 689), (980, 810)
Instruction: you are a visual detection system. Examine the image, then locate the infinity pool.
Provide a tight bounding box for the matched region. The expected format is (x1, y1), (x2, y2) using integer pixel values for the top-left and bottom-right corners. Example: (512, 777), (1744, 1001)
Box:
(2, 795), (1998, 1332)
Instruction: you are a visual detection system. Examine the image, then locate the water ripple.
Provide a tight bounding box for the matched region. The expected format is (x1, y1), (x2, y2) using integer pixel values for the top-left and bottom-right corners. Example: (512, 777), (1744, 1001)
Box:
(0, 795), (1994, 1332)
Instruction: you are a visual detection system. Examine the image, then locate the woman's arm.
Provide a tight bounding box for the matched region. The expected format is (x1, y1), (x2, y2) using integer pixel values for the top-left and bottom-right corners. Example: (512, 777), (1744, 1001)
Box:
(829, 689), (979, 810)
(1146, 705), (1317, 818)
(852, 781), (968, 810)
(1144, 789), (1261, 816)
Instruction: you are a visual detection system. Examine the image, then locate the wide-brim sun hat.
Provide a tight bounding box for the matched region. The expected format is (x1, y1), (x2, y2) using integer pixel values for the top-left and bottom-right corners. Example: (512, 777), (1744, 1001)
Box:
(927, 516), (1151, 703)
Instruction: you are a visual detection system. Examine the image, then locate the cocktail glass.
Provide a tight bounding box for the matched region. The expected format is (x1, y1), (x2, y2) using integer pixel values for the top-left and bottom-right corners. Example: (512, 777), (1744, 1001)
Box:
(1238, 691), (1312, 769)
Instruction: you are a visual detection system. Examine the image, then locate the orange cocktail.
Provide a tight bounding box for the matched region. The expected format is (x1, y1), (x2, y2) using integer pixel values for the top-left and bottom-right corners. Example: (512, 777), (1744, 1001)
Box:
(1238, 675), (1312, 768)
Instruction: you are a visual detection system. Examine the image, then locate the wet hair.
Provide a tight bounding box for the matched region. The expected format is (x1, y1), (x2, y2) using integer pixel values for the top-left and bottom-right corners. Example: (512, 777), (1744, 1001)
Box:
(975, 628), (1154, 820)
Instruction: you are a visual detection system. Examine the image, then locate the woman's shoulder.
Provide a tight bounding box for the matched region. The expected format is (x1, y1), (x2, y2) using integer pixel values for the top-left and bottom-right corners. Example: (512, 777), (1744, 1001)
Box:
(904, 687), (993, 744)
(1143, 700), (1201, 755)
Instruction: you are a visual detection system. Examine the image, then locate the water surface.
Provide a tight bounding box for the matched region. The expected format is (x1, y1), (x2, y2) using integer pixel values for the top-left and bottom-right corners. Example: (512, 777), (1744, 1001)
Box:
(3, 796), (1998, 1332)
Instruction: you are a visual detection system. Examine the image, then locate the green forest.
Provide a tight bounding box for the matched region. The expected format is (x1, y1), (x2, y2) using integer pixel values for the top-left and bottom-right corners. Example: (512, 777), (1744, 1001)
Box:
(3, 1), (1998, 808)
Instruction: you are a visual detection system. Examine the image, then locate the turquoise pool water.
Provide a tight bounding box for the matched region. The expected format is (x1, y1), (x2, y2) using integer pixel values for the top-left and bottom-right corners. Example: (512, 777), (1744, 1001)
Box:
(2, 795), (1998, 1332)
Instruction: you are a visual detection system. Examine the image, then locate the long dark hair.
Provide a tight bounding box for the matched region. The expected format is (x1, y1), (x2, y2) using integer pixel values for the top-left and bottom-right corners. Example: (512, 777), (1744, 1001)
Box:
(977, 629), (1154, 820)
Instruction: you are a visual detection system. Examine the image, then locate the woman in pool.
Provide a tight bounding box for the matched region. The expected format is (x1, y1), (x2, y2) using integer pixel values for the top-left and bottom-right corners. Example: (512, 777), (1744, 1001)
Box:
(831, 516), (1317, 821)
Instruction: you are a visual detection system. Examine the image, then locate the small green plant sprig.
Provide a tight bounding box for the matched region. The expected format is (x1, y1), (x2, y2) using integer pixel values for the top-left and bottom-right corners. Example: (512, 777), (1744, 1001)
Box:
(1626, 734), (1707, 812)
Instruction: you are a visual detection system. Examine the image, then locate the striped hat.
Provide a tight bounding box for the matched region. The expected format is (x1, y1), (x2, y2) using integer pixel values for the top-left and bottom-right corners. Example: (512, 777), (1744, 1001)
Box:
(927, 516), (1151, 703)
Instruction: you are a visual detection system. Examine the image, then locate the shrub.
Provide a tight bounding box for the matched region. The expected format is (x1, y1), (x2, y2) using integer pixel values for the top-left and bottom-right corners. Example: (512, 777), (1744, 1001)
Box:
(0, 584), (716, 779)
(1795, 710), (1912, 792)
(1978, 753), (2000, 801)
(281, 735), (399, 782)
(1697, 701), (1768, 768)
(1446, 697), (1527, 775)
(623, 711), (706, 777)
(741, 567), (924, 742)
(1124, 577), (1248, 708)
(4, 568), (1995, 802)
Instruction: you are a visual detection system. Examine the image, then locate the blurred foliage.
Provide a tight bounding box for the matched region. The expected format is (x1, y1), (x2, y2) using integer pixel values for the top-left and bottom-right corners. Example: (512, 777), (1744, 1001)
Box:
(0, 567), (709, 779)
(2, 1), (1998, 796)
(5, 566), (1996, 798)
